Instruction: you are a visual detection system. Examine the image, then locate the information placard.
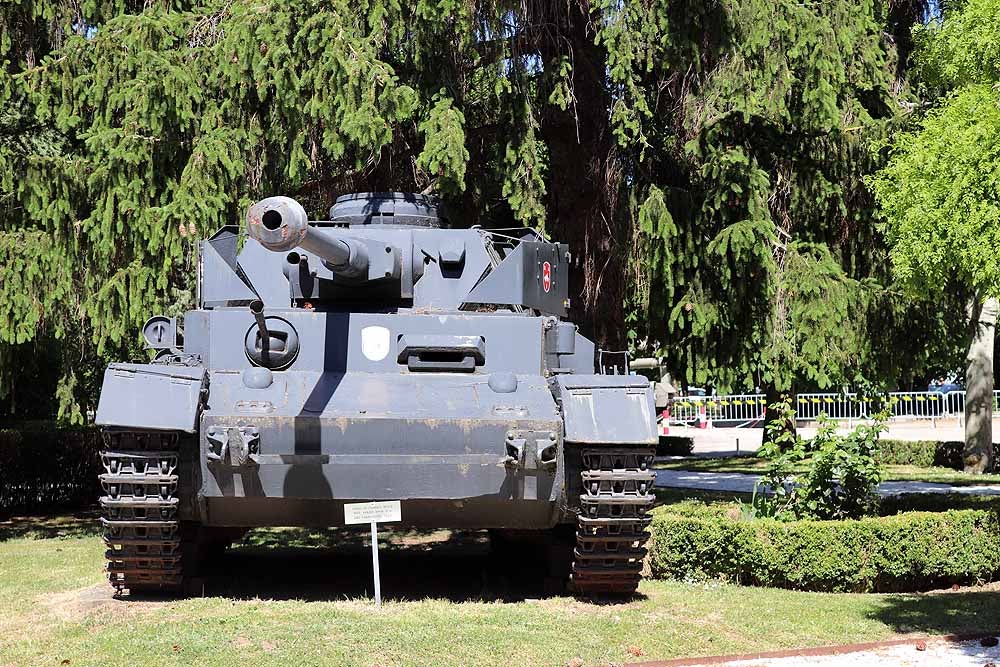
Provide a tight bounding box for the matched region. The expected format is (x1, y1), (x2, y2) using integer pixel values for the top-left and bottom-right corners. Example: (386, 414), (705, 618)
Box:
(344, 501), (401, 608)
(344, 500), (402, 525)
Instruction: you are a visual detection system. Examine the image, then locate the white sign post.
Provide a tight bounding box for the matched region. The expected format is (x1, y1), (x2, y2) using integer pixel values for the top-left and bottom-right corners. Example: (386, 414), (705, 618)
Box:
(344, 500), (401, 608)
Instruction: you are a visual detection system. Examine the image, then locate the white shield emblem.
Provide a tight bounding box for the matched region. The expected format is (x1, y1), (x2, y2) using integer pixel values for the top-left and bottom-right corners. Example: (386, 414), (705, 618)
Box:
(360, 326), (391, 361)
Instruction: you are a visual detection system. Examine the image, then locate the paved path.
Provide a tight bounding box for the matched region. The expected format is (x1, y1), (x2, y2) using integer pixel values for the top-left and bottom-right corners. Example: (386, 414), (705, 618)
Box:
(672, 419), (1000, 457)
(654, 469), (1000, 497)
(642, 636), (1000, 667)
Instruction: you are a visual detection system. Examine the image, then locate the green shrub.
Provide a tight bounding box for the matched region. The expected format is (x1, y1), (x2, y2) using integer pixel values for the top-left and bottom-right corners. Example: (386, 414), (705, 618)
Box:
(878, 438), (1000, 469)
(753, 407), (886, 520)
(0, 424), (102, 515)
(657, 435), (694, 456)
(881, 492), (1000, 514)
(750, 400), (802, 518)
(932, 440), (1000, 470)
(878, 439), (943, 467)
(648, 507), (1000, 592)
(794, 415), (884, 519)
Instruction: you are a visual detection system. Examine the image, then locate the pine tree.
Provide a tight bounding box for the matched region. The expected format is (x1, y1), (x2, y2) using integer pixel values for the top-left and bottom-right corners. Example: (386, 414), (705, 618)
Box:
(0, 0), (961, 421)
(617, 0), (963, 400)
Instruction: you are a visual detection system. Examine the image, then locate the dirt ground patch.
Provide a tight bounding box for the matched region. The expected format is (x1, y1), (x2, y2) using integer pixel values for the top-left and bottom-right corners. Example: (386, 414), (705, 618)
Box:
(39, 584), (162, 622)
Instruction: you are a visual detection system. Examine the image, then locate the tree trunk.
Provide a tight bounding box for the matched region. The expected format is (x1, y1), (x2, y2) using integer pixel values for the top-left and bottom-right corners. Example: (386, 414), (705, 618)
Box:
(964, 296), (998, 474)
(534, 3), (625, 351)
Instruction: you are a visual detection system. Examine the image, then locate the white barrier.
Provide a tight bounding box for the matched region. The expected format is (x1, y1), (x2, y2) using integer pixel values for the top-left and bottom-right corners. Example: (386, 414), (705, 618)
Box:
(940, 390), (1000, 426)
(885, 391), (948, 420)
(668, 394), (766, 427)
(669, 390), (1000, 427)
(791, 390), (1000, 423)
(795, 393), (870, 422)
(794, 392), (946, 422)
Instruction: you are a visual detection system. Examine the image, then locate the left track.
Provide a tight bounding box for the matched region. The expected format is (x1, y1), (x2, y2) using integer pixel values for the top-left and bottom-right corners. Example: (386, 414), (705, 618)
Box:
(100, 430), (188, 594)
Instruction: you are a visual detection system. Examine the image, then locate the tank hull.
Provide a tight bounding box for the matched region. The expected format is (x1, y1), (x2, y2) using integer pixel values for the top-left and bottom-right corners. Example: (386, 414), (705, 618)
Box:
(195, 371), (566, 529)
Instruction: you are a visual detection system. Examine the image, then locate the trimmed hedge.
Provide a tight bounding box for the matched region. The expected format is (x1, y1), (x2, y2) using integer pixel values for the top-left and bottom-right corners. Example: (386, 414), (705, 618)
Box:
(878, 438), (1000, 469)
(882, 492), (1000, 514)
(657, 435), (694, 456)
(0, 425), (102, 515)
(878, 439), (941, 467)
(648, 507), (1000, 592)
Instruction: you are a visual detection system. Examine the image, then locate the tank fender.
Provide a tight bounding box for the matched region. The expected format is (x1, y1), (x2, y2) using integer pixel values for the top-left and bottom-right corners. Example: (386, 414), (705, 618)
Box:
(95, 363), (207, 433)
(554, 375), (657, 444)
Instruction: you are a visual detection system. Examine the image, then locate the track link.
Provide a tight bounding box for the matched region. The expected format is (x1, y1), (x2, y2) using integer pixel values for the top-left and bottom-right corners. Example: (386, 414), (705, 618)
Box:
(570, 448), (655, 595)
(100, 431), (186, 593)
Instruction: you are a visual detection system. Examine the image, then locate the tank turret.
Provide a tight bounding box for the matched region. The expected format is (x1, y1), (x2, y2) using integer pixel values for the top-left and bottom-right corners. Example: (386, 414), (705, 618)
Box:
(235, 193), (572, 313)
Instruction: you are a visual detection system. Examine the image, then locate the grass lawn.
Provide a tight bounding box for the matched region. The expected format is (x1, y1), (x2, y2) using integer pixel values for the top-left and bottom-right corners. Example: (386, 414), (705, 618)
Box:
(657, 456), (1000, 486)
(3, 513), (1000, 666)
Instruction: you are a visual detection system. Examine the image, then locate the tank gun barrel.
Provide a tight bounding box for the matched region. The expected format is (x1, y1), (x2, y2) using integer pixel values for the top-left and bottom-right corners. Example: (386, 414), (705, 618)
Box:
(246, 196), (368, 277)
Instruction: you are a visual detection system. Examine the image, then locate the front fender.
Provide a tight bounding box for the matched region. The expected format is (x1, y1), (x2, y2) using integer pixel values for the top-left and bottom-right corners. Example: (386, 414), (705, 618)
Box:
(95, 363), (206, 432)
(554, 375), (657, 445)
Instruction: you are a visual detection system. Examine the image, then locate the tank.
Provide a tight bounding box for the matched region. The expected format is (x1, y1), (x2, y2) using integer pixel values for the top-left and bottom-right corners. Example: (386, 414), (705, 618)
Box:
(94, 192), (658, 596)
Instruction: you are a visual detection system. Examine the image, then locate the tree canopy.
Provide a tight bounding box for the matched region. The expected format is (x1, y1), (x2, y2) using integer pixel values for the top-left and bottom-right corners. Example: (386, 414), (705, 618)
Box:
(870, 0), (1000, 300)
(869, 0), (1000, 473)
(0, 0), (967, 421)
(618, 0), (965, 394)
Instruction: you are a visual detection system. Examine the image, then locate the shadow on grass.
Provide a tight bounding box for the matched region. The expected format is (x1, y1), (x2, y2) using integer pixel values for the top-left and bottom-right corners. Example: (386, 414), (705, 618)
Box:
(162, 526), (645, 605)
(656, 457), (767, 474)
(0, 508), (102, 541)
(652, 487), (751, 517)
(1, 511), (645, 605)
(871, 588), (1000, 636)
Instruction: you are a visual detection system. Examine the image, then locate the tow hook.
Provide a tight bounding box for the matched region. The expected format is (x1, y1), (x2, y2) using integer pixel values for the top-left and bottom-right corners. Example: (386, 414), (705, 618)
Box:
(504, 431), (559, 469)
(206, 425), (260, 467)
(505, 434), (526, 468)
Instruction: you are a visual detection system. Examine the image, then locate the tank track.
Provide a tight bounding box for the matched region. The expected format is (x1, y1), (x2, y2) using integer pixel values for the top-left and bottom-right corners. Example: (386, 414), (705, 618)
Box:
(570, 448), (656, 595)
(99, 430), (187, 593)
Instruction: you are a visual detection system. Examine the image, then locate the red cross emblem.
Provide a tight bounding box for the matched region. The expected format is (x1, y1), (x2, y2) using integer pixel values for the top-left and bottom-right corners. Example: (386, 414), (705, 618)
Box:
(542, 261), (552, 293)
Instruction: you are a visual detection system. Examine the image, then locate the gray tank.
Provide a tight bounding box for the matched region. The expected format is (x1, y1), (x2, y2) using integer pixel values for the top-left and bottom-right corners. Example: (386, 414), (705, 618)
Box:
(94, 192), (657, 596)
